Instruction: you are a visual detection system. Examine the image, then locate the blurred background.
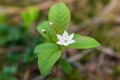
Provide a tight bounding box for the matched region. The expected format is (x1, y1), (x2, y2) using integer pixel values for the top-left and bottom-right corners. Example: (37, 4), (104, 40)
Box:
(0, 0), (120, 80)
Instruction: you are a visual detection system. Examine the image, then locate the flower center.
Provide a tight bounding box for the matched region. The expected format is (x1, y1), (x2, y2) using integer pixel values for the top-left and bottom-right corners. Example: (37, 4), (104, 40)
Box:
(64, 40), (68, 42)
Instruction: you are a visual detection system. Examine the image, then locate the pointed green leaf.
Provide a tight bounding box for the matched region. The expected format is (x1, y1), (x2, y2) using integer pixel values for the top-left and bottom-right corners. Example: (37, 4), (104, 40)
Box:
(68, 34), (100, 49)
(37, 21), (57, 42)
(59, 58), (72, 74)
(34, 43), (59, 56)
(38, 50), (62, 76)
(49, 3), (71, 34)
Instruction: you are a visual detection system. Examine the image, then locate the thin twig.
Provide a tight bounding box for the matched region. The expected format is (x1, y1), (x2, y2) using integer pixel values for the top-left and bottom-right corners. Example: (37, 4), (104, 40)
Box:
(100, 0), (119, 17)
(68, 49), (93, 62)
(96, 46), (120, 58)
(62, 49), (93, 72)
(71, 61), (87, 72)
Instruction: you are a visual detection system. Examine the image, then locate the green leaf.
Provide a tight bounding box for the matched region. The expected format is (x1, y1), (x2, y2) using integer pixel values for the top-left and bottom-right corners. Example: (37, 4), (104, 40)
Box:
(59, 58), (72, 74)
(68, 34), (100, 49)
(38, 50), (62, 76)
(49, 3), (71, 34)
(34, 43), (59, 55)
(37, 21), (57, 42)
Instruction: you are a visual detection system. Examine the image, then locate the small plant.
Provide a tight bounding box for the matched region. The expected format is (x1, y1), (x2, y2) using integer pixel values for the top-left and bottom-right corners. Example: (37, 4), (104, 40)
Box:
(21, 6), (39, 28)
(34, 3), (100, 76)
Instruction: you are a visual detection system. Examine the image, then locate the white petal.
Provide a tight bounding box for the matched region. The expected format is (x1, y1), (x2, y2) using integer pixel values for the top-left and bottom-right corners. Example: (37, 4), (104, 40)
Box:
(63, 42), (69, 46)
(56, 41), (63, 45)
(57, 41), (69, 46)
(56, 34), (63, 41)
(69, 40), (75, 44)
(63, 30), (69, 38)
(68, 33), (74, 41)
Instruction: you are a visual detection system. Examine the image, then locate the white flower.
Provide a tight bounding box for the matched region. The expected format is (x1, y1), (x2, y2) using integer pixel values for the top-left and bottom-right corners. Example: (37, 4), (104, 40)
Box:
(56, 30), (75, 46)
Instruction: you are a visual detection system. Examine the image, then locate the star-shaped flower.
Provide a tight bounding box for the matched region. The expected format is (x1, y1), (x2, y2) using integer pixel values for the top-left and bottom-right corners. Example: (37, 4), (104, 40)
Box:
(56, 30), (75, 46)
